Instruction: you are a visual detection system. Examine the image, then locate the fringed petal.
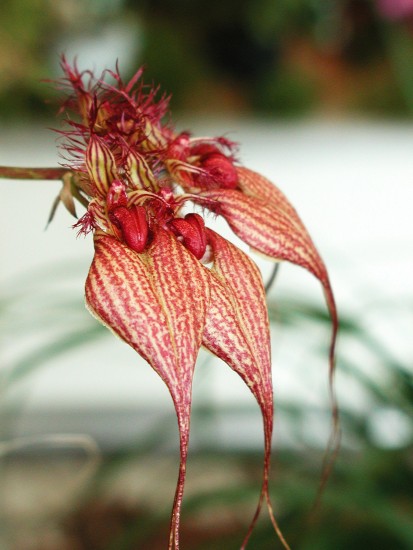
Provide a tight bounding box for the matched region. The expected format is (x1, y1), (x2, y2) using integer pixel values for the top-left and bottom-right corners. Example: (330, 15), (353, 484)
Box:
(85, 230), (210, 550)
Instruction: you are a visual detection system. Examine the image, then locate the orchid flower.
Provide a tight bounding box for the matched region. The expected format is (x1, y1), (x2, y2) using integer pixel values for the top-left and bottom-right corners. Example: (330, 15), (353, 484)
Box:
(0, 59), (338, 549)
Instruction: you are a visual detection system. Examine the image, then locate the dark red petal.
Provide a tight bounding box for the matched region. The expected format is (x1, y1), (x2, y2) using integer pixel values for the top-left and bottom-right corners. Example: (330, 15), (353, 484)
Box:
(190, 143), (221, 157)
(169, 213), (206, 259)
(168, 132), (190, 160)
(201, 153), (238, 189)
(109, 205), (148, 253)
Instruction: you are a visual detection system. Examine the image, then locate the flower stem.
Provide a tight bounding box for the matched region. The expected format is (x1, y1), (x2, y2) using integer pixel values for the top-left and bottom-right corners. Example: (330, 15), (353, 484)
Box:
(265, 263), (280, 294)
(0, 166), (68, 180)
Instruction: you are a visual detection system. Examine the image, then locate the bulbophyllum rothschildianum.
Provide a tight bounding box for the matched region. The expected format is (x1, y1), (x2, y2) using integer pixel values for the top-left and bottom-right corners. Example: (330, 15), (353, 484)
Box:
(0, 59), (338, 550)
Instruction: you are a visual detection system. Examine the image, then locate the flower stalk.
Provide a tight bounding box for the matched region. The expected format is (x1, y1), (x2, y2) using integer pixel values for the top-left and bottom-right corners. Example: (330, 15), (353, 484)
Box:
(0, 166), (68, 180)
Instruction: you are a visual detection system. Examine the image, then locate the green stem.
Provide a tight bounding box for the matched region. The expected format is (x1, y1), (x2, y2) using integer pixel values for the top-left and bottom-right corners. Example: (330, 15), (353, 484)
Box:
(0, 166), (68, 180)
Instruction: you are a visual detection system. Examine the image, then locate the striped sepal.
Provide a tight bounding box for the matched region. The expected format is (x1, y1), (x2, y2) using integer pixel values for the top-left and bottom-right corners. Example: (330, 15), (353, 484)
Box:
(234, 168), (338, 338)
(236, 166), (304, 223)
(125, 149), (159, 191)
(147, 229), (211, 550)
(198, 188), (327, 284)
(85, 230), (210, 550)
(85, 135), (117, 197)
(205, 230), (272, 404)
(200, 181), (339, 510)
(197, 186), (337, 345)
(235, 168), (339, 500)
(202, 230), (289, 548)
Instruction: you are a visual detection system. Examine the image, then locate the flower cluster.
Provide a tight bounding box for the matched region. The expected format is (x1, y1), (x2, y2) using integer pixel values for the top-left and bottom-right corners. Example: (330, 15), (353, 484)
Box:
(56, 58), (338, 550)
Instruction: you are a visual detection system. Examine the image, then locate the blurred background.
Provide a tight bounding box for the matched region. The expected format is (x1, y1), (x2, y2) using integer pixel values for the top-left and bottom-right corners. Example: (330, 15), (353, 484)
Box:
(1, 1), (413, 549)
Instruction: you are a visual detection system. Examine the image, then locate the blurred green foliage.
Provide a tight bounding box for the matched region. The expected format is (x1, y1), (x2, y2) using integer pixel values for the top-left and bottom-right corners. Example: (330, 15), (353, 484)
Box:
(0, 0), (59, 118)
(2, 0), (413, 118)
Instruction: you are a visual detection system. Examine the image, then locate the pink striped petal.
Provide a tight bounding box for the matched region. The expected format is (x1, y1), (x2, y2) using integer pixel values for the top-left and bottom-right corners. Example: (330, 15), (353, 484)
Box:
(203, 230), (289, 548)
(85, 230), (210, 550)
